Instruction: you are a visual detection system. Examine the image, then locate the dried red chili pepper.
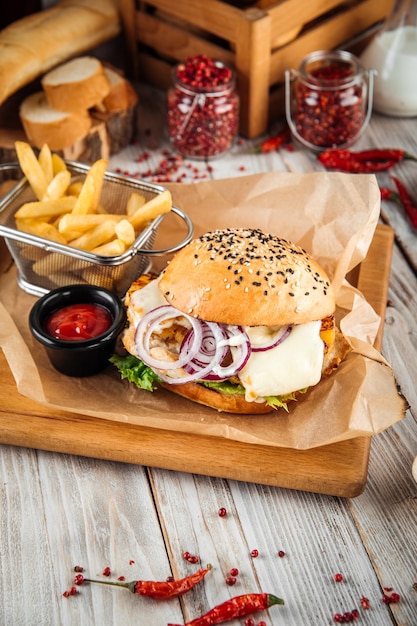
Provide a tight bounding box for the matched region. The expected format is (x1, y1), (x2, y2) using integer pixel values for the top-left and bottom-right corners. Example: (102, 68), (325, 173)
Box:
(255, 127), (291, 153)
(168, 592), (284, 625)
(318, 149), (398, 172)
(380, 187), (398, 202)
(83, 565), (211, 600)
(318, 148), (417, 173)
(349, 148), (417, 163)
(391, 176), (417, 229)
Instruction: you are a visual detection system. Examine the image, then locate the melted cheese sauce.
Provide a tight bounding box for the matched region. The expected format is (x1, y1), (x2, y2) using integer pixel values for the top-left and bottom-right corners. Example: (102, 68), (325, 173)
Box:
(239, 321), (324, 399)
(129, 276), (166, 325)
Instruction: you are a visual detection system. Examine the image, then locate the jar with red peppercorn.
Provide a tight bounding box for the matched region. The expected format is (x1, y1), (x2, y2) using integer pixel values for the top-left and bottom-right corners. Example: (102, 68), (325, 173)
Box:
(167, 54), (239, 159)
(285, 50), (374, 150)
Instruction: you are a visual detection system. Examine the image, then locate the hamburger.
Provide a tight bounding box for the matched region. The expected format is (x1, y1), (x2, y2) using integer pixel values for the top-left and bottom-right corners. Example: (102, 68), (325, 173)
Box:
(110, 228), (350, 413)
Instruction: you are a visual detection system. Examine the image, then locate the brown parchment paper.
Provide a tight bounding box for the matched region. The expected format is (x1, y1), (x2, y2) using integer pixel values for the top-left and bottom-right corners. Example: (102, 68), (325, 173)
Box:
(0, 172), (406, 449)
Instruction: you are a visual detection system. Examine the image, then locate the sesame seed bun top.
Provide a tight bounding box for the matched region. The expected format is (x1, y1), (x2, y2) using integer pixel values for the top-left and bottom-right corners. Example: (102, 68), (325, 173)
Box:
(159, 228), (335, 326)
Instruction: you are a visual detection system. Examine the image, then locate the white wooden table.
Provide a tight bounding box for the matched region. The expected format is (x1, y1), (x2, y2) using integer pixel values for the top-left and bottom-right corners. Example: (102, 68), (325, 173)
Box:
(1, 84), (417, 626)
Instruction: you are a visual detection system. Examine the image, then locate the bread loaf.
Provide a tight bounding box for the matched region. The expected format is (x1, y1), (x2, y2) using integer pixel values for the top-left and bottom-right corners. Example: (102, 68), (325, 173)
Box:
(0, 0), (120, 107)
(42, 56), (111, 112)
(19, 91), (92, 151)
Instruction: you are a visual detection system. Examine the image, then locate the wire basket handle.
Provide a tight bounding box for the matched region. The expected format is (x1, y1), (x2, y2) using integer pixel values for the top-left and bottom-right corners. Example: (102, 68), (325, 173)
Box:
(132, 205), (194, 256)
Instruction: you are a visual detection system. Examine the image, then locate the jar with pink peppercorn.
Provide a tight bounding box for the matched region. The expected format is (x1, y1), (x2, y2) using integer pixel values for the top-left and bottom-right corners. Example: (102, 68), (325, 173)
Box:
(167, 55), (239, 159)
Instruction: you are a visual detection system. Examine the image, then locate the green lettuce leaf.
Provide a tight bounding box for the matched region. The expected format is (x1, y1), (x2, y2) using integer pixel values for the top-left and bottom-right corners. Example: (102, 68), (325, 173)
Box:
(109, 354), (306, 411)
(109, 354), (161, 392)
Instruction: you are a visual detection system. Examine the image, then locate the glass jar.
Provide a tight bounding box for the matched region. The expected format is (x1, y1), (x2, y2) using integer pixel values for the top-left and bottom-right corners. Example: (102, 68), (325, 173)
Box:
(167, 56), (239, 159)
(285, 50), (374, 150)
(360, 0), (417, 117)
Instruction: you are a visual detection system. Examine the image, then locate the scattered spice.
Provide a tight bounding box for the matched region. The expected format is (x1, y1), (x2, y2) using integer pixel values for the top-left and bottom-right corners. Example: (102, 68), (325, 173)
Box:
(382, 587), (401, 604)
(277, 550), (285, 558)
(183, 551), (200, 564)
(360, 596), (371, 610)
(334, 573), (344, 582)
(229, 568), (239, 577)
(80, 565), (211, 600)
(218, 507), (227, 517)
(333, 610), (359, 622)
(102, 566), (111, 577)
(225, 576), (237, 586)
(250, 550), (259, 558)
(167, 592), (284, 626)
(62, 586), (78, 598)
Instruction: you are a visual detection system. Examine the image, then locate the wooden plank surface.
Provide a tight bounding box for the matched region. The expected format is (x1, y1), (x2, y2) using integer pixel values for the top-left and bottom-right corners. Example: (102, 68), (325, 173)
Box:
(0, 223), (393, 497)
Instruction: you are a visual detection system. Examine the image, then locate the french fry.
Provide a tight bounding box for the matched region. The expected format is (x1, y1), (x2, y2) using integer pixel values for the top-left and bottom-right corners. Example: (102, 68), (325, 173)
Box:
(91, 239), (126, 256)
(115, 218), (135, 246)
(49, 272), (89, 288)
(15, 218), (68, 244)
(58, 213), (125, 236)
(71, 172), (96, 215)
(15, 141), (48, 200)
(38, 144), (54, 183)
(128, 189), (172, 230)
(32, 253), (84, 277)
(126, 191), (146, 216)
(43, 170), (71, 201)
(72, 158), (108, 215)
(15, 195), (76, 219)
(67, 181), (83, 196)
(90, 159), (107, 210)
(69, 219), (118, 251)
(51, 152), (67, 175)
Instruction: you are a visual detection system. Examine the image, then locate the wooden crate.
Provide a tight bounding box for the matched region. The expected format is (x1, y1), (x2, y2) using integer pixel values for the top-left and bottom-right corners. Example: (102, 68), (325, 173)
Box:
(119, 0), (393, 138)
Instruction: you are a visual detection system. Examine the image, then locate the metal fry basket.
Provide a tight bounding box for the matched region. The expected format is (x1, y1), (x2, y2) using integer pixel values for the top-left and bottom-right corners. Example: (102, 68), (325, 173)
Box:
(0, 162), (193, 296)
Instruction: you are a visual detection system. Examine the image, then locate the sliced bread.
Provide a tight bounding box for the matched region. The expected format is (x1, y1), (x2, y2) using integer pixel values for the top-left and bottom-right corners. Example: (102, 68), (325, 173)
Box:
(42, 56), (111, 112)
(19, 91), (92, 150)
(101, 67), (139, 113)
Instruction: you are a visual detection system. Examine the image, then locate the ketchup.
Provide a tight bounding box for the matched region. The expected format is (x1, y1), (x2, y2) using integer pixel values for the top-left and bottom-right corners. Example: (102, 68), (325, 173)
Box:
(45, 303), (112, 341)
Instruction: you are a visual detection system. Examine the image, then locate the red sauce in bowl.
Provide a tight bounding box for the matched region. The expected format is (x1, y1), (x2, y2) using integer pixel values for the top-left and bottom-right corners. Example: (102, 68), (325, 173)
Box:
(45, 303), (113, 341)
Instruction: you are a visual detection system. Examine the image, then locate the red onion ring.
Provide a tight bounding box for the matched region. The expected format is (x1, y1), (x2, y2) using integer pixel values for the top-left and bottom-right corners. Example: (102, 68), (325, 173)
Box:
(211, 324), (251, 378)
(133, 304), (291, 386)
(182, 324), (229, 374)
(134, 305), (202, 370)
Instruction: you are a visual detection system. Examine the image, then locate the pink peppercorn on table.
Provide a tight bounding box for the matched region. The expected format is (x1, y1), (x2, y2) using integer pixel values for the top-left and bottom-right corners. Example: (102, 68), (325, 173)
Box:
(1, 83), (416, 626)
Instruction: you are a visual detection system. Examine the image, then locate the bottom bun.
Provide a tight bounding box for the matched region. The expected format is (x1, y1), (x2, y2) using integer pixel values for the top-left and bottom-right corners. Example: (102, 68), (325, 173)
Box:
(159, 381), (275, 414)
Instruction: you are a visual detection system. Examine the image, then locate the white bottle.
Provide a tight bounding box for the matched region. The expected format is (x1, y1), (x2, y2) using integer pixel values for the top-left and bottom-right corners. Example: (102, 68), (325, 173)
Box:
(360, 0), (417, 117)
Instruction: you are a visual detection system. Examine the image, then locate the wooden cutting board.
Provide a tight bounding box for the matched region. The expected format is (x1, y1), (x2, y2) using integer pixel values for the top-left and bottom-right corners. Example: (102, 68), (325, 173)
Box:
(0, 224), (394, 497)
